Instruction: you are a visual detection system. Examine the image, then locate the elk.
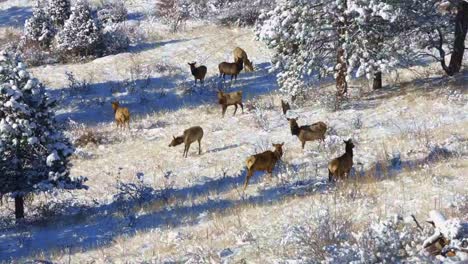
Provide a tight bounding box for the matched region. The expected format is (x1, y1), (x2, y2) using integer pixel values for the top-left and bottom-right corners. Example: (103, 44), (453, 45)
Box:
(233, 47), (254, 72)
(188, 62), (207, 85)
(244, 143), (284, 190)
(281, 99), (290, 115)
(111, 101), (130, 130)
(217, 90), (243, 117)
(168, 126), (204, 158)
(287, 118), (327, 149)
(218, 58), (243, 82)
(328, 139), (355, 182)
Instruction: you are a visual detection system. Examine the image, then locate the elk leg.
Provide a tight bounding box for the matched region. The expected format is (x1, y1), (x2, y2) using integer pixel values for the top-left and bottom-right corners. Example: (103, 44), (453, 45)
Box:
(222, 105), (227, 117)
(301, 141), (306, 150)
(240, 103), (244, 114)
(186, 143), (191, 158)
(198, 139), (202, 155)
(233, 104), (238, 116)
(243, 170), (253, 191)
(328, 169), (333, 182)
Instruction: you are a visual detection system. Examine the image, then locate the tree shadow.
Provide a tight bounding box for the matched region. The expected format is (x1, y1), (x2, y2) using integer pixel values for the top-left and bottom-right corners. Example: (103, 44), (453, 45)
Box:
(128, 38), (193, 53)
(0, 169), (327, 261)
(207, 144), (240, 153)
(50, 62), (277, 124)
(0, 6), (31, 28)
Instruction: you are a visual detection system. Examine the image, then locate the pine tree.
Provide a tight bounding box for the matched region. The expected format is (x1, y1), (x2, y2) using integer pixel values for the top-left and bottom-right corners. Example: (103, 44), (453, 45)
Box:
(23, 3), (55, 48)
(47, 0), (71, 27)
(0, 51), (86, 219)
(55, 0), (101, 56)
(256, 0), (399, 100)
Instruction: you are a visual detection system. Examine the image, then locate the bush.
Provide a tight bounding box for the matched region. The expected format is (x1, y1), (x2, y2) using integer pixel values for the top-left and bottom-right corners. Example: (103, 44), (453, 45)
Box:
(215, 0), (270, 26)
(156, 0), (191, 32)
(46, 0), (71, 27)
(97, 0), (128, 26)
(100, 23), (130, 55)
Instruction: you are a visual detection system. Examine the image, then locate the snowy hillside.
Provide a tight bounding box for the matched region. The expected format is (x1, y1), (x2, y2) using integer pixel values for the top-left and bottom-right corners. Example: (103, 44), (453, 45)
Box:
(0, 0), (467, 263)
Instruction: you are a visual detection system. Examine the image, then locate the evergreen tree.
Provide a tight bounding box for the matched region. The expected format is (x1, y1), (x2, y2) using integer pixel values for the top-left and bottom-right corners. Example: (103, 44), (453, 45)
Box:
(0, 51), (86, 219)
(47, 0), (71, 27)
(256, 0), (399, 99)
(55, 0), (101, 56)
(23, 3), (55, 48)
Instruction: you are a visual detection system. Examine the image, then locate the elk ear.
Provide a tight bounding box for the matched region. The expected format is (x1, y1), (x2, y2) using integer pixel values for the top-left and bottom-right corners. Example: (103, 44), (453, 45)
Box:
(173, 135), (176, 139)
(281, 142), (284, 146)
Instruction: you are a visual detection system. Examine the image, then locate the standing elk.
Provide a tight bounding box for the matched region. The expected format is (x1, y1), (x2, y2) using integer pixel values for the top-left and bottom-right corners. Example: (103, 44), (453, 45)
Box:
(111, 101), (130, 130)
(287, 118), (327, 149)
(328, 139), (355, 182)
(233, 47), (254, 72)
(169, 126), (204, 158)
(244, 143), (284, 190)
(188, 62), (207, 85)
(217, 90), (243, 117)
(218, 59), (243, 82)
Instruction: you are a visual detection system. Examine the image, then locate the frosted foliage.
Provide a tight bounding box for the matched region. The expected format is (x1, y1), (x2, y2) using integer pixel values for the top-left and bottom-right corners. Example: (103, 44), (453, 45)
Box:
(256, 0), (400, 98)
(23, 5), (55, 46)
(47, 0), (71, 26)
(97, 0), (128, 25)
(0, 51), (85, 196)
(55, 0), (100, 56)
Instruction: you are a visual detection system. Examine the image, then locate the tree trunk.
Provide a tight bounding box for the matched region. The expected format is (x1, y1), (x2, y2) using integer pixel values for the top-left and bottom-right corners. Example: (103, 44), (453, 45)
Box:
(372, 71), (382, 90)
(336, 1), (348, 96)
(15, 195), (24, 219)
(447, 1), (468, 75)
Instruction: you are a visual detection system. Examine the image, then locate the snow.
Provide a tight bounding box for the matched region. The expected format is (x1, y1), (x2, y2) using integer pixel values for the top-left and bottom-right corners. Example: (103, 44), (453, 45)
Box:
(0, 0), (467, 262)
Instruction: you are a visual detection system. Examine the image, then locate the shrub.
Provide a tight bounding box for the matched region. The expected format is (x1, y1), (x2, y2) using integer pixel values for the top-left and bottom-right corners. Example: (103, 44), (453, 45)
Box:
(97, 0), (128, 26)
(100, 23), (130, 55)
(156, 0), (191, 32)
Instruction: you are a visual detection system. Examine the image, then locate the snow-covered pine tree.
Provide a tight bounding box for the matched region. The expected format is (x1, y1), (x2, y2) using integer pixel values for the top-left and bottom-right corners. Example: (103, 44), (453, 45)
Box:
(0, 51), (86, 219)
(394, 0), (467, 76)
(55, 0), (101, 57)
(46, 0), (71, 27)
(23, 3), (55, 48)
(256, 0), (399, 100)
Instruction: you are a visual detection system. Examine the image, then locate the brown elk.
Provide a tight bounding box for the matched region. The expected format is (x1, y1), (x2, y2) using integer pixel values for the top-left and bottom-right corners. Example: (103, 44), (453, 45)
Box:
(233, 47), (254, 72)
(218, 58), (243, 82)
(328, 139), (355, 182)
(168, 126), (204, 158)
(244, 143), (284, 190)
(111, 101), (130, 130)
(188, 62), (207, 85)
(217, 90), (243, 117)
(281, 99), (291, 115)
(287, 118), (327, 149)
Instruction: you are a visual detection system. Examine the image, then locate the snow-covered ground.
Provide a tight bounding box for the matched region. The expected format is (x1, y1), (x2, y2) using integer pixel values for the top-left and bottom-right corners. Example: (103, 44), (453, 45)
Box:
(0, 1), (467, 263)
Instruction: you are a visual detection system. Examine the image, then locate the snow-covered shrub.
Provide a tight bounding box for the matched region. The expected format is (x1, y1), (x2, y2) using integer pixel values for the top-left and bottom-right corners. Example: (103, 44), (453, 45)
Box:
(214, 0), (271, 26)
(97, 0), (128, 26)
(65, 71), (91, 95)
(156, 0), (191, 32)
(100, 23), (130, 55)
(55, 0), (101, 57)
(23, 4), (55, 48)
(0, 51), (87, 219)
(46, 0), (71, 27)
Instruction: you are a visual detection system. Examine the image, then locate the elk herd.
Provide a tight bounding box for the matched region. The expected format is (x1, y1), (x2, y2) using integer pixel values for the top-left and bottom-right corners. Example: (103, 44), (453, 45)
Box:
(110, 47), (355, 192)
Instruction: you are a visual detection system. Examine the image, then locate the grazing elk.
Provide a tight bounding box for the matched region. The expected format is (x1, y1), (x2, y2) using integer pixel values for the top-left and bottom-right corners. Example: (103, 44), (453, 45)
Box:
(168, 126), (204, 158)
(217, 90), (243, 117)
(328, 139), (355, 182)
(233, 47), (254, 72)
(111, 101), (130, 130)
(218, 58), (243, 82)
(287, 118), (327, 149)
(281, 99), (291, 115)
(244, 143), (284, 190)
(188, 62), (207, 85)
